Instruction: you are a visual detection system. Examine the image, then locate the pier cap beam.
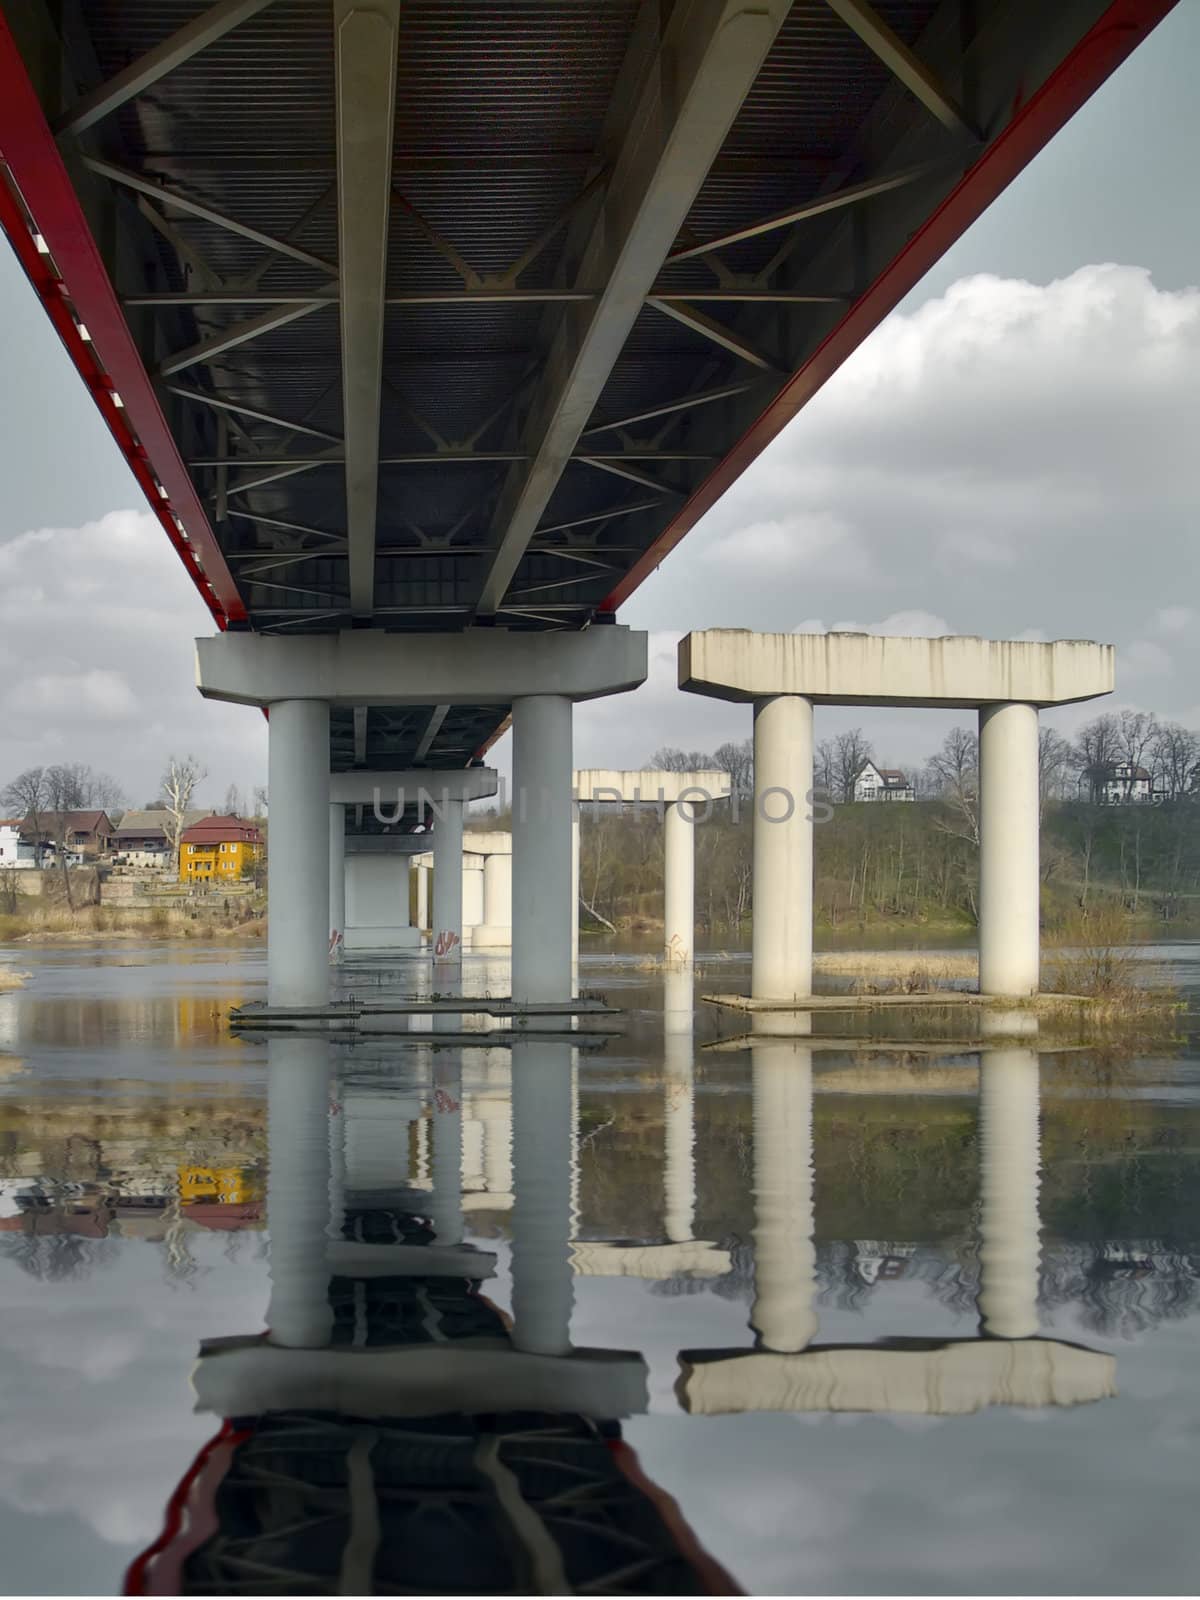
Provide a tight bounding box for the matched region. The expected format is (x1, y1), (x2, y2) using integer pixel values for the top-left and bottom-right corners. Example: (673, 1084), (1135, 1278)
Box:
(574, 769), (732, 804)
(330, 768), (498, 805)
(196, 626), (648, 707)
(679, 631), (1114, 709)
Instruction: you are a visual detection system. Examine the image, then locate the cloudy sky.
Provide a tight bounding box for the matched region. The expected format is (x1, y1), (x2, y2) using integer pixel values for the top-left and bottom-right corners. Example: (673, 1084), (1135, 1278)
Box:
(2, 4), (1199, 807)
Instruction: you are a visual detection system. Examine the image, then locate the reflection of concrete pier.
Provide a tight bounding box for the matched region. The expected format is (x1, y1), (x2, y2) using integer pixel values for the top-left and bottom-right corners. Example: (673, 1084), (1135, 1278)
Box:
(680, 1028), (1115, 1415)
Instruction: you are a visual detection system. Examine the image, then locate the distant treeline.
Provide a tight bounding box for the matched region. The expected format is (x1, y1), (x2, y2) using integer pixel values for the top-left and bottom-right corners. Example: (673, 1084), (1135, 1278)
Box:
(569, 727), (1200, 932)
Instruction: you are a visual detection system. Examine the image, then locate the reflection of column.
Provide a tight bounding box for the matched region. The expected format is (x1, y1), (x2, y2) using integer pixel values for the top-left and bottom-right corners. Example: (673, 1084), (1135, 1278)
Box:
(327, 1077), (345, 1241)
(511, 1040), (574, 1354)
(429, 1058), (464, 1244)
(328, 803), (345, 960)
(978, 1049), (1041, 1339)
(268, 699), (330, 1007)
(480, 1070), (513, 1197)
(663, 965), (695, 1243)
(432, 800), (464, 963)
(978, 701), (1040, 997)
(461, 1111), (486, 1192)
(413, 1112), (430, 1186)
(663, 798), (695, 963)
(266, 1037), (333, 1348)
(750, 1037), (817, 1353)
(752, 694), (813, 1002)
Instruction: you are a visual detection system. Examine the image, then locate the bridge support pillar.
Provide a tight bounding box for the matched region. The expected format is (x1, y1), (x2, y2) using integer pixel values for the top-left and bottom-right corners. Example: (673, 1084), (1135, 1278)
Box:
(512, 694), (573, 1014)
(979, 701), (1041, 997)
(432, 798), (464, 964)
(415, 858), (429, 935)
(752, 695), (814, 1002)
(268, 699), (330, 1008)
(473, 850), (512, 948)
(328, 803), (345, 962)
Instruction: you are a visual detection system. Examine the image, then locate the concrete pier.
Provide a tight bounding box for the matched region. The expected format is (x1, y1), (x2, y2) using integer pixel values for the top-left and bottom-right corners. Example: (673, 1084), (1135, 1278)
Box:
(752, 695), (814, 1003)
(432, 795), (464, 964)
(328, 803), (346, 961)
(979, 702), (1041, 997)
(267, 700), (330, 1008)
(574, 769), (732, 964)
(679, 630), (1114, 1002)
(512, 696), (574, 1014)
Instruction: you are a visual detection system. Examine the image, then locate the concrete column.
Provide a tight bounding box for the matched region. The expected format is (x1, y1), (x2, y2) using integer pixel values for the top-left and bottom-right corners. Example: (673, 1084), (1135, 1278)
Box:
(415, 860), (429, 933)
(432, 798), (464, 963)
(474, 850), (512, 948)
(462, 855), (485, 932)
(571, 799), (581, 966)
(328, 803), (345, 962)
(265, 1037), (333, 1348)
(663, 798), (695, 964)
(512, 695), (573, 1012)
(510, 1040), (574, 1354)
(978, 701), (1041, 997)
(752, 695), (814, 1002)
(978, 1048), (1041, 1340)
(429, 1057), (464, 1246)
(750, 1037), (817, 1352)
(267, 699), (330, 1007)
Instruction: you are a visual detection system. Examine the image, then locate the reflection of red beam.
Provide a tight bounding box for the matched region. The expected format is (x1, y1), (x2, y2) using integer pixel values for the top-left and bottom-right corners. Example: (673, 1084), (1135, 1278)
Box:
(601, 0), (1178, 613)
(0, 11), (243, 626)
(124, 1421), (250, 1596)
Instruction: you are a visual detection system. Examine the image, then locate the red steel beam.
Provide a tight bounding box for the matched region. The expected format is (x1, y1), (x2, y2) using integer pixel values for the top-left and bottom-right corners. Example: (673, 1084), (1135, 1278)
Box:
(600, 0), (1179, 613)
(0, 10), (244, 626)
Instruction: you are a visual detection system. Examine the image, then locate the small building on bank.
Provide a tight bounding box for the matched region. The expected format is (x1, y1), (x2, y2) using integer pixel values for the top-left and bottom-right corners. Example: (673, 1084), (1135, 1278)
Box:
(853, 762), (915, 803)
(180, 815), (262, 883)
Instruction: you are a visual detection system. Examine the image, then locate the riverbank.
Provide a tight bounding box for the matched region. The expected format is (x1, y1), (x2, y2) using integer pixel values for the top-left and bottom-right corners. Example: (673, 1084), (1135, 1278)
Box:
(0, 905), (265, 943)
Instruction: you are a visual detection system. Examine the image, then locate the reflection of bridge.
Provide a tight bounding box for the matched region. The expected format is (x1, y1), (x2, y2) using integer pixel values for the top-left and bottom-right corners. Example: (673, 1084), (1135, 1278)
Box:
(0, 1), (1176, 1017)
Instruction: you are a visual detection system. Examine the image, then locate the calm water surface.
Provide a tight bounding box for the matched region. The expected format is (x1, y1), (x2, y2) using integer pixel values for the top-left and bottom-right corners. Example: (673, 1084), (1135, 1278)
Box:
(0, 938), (1198, 1594)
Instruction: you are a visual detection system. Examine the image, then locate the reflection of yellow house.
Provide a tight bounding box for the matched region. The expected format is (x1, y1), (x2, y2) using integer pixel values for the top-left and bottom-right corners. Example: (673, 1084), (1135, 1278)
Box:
(180, 815), (261, 883)
(178, 1165), (261, 1205)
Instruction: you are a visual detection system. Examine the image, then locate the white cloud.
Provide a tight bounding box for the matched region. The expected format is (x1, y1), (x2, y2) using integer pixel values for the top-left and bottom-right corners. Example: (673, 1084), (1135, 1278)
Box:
(0, 510), (266, 805)
(1155, 605), (1194, 634)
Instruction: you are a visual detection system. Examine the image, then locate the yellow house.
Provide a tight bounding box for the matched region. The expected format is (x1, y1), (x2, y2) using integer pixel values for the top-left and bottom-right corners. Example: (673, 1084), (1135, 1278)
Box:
(179, 814), (261, 883)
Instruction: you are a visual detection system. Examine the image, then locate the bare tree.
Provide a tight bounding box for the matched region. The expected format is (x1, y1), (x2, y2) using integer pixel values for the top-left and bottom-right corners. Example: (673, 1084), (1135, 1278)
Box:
(927, 726), (979, 844)
(43, 763), (90, 908)
(1115, 709), (1159, 800)
(1073, 714), (1120, 802)
(833, 729), (873, 804)
(711, 738), (754, 796)
(161, 754), (208, 874)
(85, 771), (127, 813)
(1038, 726), (1074, 814)
(222, 782), (244, 817)
(814, 739), (835, 800)
(1, 767), (47, 864)
(648, 746), (716, 773)
(1150, 722), (1199, 801)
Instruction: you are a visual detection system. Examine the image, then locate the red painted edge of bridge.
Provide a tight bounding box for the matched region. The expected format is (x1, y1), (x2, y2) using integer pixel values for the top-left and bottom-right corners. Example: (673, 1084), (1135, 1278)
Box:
(598, 0), (1179, 614)
(0, 9), (244, 627)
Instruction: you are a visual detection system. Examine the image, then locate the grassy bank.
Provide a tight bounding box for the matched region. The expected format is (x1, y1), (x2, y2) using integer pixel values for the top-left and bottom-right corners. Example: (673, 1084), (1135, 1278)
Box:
(0, 969), (27, 991)
(0, 903), (265, 943)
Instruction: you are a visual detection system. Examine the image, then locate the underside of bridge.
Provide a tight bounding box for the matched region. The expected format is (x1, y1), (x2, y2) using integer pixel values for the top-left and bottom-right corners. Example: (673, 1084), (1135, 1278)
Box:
(0, 0), (1172, 776)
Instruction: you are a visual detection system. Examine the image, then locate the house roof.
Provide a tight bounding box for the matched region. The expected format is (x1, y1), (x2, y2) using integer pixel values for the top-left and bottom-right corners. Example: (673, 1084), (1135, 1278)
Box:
(181, 815), (262, 846)
(879, 770), (910, 784)
(63, 810), (113, 833)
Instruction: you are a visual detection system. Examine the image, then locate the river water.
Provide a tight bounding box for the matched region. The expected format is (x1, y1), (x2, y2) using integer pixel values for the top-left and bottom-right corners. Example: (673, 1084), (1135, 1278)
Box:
(0, 939), (1197, 1595)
